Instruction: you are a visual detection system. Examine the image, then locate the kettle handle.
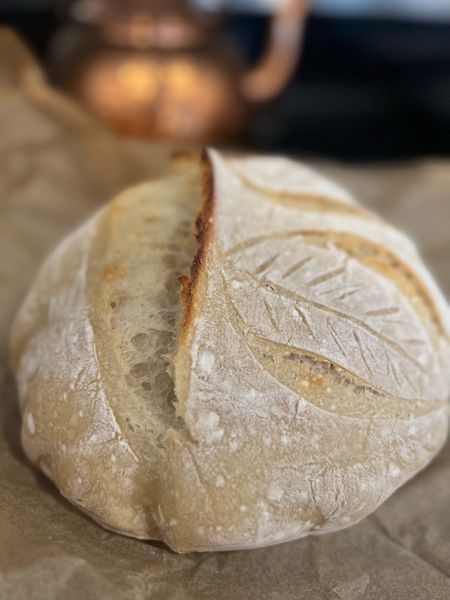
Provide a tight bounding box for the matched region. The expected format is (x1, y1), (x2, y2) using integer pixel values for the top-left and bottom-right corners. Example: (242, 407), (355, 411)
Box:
(240, 0), (309, 103)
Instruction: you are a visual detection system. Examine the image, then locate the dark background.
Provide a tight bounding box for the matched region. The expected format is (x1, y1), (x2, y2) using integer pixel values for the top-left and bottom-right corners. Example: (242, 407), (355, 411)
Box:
(1, 3), (450, 161)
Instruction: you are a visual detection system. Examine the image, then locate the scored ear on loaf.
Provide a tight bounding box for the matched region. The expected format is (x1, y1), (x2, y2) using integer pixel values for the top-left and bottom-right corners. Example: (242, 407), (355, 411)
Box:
(10, 149), (450, 553)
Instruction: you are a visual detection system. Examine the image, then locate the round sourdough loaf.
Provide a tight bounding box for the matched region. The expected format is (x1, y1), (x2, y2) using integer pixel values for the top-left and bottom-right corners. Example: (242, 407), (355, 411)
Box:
(10, 149), (450, 552)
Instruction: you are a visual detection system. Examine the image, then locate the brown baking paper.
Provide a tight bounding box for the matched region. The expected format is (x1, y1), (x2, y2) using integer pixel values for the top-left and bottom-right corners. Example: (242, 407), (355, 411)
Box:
(1, 29), (450, 600)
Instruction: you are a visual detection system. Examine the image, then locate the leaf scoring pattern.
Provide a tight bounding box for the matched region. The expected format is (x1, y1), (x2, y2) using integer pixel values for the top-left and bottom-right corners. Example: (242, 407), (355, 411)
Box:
(221, 233), (445, 417)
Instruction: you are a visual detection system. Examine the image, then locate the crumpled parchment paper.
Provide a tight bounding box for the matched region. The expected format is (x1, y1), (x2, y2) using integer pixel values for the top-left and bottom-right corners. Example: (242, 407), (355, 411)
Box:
(1, 28), (449, 600)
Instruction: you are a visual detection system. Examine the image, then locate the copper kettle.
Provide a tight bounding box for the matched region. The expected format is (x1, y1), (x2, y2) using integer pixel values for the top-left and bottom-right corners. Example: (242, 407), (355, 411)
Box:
(51, 0), (308, 143)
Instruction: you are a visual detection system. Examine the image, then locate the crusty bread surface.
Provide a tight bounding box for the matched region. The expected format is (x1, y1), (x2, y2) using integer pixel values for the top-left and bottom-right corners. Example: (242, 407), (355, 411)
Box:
(10, 150), (450, 552)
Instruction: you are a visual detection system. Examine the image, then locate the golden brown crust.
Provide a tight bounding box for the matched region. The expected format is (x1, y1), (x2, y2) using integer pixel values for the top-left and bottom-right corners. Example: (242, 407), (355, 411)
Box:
(177, 149), (215, 346)
(102, 263), (127, 283)
(169, 149), (202, 176)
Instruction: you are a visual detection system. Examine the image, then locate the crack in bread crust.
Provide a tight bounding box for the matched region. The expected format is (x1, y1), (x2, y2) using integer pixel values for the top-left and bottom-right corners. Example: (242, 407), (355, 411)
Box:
(178, 149), (215, 346)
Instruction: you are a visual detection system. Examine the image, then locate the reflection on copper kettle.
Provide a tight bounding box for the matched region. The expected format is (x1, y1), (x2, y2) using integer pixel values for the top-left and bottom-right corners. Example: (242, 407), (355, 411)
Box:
(50, 0), (308, 143)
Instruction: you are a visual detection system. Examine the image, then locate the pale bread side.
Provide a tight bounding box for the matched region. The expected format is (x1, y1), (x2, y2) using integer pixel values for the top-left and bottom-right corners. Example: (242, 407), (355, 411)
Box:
(10, 172), (202, 539)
